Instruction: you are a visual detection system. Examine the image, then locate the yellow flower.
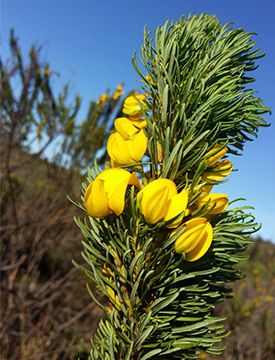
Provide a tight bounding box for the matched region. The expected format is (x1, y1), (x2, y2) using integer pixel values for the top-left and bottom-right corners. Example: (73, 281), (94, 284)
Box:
(84, 168), (139, 217)
(107, 118), (147, 166)
(137, 179), (188, 227)
(196, 193), (229, 215)
(205, 144), (228, 168)
(203, 160), (232, 181)
(122, 93), (147, 118)
(173, 217), (213, 261)
(96, 92), (108, 105)
(112, 84), (124, 100)
(129, 118), (147, 129)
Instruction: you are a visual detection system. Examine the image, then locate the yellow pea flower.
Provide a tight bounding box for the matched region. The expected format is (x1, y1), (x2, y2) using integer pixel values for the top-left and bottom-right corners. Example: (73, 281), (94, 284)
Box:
(196, 193), (229, 215)
(173, 217), (213, 262)
(205, 144), (228, 168)
(122, 93), (147, 118)
(203, 160), (232, 181)
(84, 168), (139, 217)
(137, 179), (188, 227)
(107, 117), (147, 166)
(112, 84), (124, 100)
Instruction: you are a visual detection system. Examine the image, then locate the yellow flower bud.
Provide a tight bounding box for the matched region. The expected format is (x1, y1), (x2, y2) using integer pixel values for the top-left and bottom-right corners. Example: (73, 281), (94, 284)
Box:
(137, 179), (188, 226)
(205, 144), (228, 168)
(203, 160), (232, 181)
(196, 193), (229, 215)
(84, 168), (140, 217)
(173, 217), (213, 262)
(122, 94), (147, 118)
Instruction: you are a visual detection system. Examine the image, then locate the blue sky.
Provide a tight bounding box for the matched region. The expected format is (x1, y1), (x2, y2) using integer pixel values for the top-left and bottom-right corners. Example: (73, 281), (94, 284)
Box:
(2, 0), (275, 241)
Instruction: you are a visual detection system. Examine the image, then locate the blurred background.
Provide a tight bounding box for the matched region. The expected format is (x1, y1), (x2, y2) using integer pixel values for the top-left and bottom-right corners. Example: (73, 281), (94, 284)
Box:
(1, 1), (275, 359)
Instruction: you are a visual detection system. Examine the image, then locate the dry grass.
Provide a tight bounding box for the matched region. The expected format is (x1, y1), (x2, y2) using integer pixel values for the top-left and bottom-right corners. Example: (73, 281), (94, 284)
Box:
(0, 140), (101, 360)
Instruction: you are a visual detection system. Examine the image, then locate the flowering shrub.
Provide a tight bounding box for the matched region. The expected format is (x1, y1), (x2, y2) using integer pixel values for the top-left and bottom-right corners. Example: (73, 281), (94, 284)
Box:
(73, 14), (269, 359)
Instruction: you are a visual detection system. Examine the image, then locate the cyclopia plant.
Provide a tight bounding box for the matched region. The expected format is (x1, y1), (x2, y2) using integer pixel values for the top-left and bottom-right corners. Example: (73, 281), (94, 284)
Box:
(73, 15), (269, 359)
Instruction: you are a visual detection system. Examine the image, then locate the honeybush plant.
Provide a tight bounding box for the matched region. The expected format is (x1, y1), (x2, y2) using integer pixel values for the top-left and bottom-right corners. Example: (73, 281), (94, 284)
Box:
(73, 14), (269, 359)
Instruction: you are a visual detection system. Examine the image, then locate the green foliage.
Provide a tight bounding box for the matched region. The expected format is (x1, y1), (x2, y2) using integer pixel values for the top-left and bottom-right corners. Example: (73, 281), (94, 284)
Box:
(75, 14), (270, 359)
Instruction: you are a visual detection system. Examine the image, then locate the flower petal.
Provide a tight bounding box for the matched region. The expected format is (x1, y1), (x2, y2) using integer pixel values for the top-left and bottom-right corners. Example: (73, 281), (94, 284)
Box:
(122, 94), (147, 116)
(127, 130), (147, 162)
(197, 193), (229, 215)
(203, 160), (232, 181)
(164, 189), (189, 228)
(137, 179), (177, 224)
(98, 168), (132, 193)
(130, 119), (147, 129)
(84, 179), (110, 217)
(140, 186), (170, 224)
(114, 117), (139, 139)
(108, 180), (130, 215)
(107, 132), (132, 165)
(205, 144), (228, 167)
(174, 218), (207, 254)
(99, 168), (136, 216)
(185, 221), (213, 261)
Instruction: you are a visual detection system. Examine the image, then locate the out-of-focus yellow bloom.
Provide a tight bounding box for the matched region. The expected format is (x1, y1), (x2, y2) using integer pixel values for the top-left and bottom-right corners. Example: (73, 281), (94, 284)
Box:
(137, 179), (188, 227)
(173, 217), (213, 261)
(122, 94), (147, 118)
(84, 168), (139, 217)
(196, 193), (229, 215)
(96, 92), (108, 105)
(112, 84), (124, 100)
(107, 118), (147, 166)
(205, 144), (228, 168)
(145, 75), (152, 82)
(203, 160), (232, 181)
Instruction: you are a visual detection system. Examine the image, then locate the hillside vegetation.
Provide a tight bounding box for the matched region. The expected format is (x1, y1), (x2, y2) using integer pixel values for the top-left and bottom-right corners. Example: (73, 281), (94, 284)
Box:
(1, 141), (275, 360)
(1, 31), (274, 360)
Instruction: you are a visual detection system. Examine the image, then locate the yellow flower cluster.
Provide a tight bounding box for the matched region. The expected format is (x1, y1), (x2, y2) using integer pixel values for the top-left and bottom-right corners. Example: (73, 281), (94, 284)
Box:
(106, 93), (148, 166)
(84, 93), (233, 262)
